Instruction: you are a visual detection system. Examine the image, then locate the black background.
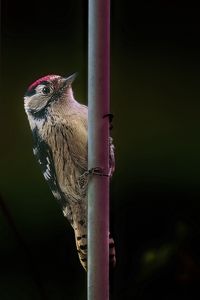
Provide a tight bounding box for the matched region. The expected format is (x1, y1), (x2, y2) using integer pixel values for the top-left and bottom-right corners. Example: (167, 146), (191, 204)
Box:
(1, 1), (200, 299)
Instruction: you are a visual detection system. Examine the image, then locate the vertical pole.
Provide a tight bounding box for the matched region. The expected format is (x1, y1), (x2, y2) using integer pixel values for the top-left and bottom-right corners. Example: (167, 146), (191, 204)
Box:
(88, 0), (110, 300)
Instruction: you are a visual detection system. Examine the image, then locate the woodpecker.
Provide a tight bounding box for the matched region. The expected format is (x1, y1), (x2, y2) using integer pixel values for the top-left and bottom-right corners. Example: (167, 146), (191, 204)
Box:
(24, 74), (116, 270)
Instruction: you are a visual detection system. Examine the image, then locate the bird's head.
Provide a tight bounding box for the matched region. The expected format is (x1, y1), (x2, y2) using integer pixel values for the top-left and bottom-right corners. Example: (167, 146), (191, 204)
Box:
(24, 73), (77, 120)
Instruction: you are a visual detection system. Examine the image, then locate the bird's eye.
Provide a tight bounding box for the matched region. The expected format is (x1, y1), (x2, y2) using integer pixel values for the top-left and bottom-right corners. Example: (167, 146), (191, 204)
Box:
(42, 86), (51, 94)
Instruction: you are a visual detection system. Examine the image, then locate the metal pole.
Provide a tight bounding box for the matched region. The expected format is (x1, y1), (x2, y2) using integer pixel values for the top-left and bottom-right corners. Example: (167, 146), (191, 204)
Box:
(88, 0), (110, 299)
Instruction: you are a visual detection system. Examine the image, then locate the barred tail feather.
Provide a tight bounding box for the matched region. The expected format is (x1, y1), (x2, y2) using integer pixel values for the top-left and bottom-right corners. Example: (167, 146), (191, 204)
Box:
(74, 230), (116, 271)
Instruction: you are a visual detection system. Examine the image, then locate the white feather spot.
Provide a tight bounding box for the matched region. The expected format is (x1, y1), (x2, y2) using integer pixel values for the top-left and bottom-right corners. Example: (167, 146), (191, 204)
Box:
(33, 148), (37, 155)
(52, 190), (61, 200)
(43, 168), (51, 180)
(63, 206), (69, 217)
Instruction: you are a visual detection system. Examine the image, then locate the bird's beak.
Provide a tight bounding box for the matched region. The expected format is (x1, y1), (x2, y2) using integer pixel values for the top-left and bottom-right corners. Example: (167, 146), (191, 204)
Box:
(60, 73), (77, 88)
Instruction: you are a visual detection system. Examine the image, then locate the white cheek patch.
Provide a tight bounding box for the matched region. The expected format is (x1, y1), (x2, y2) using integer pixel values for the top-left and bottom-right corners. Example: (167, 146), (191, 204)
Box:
(24, 86), (51, 116)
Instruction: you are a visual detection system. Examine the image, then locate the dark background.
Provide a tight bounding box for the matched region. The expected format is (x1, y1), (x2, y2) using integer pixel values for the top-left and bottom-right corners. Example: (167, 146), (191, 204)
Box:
(1, 1), (200, 299)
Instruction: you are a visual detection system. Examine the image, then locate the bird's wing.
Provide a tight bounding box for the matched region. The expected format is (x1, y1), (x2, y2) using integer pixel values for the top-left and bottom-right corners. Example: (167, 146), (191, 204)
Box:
(32, 127), (73, 224)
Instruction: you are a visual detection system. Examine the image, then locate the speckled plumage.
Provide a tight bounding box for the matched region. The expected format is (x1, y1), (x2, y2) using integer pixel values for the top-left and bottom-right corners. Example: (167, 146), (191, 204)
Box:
(24, 74), (116, 270)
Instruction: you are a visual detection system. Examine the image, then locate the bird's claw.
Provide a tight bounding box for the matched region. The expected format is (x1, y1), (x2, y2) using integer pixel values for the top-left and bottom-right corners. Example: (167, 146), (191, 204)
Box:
(103, 113), (114, 130)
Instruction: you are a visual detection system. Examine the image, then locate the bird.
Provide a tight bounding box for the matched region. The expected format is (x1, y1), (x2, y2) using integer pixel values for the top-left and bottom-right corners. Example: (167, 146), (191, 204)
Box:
(24, 73), (116, 270)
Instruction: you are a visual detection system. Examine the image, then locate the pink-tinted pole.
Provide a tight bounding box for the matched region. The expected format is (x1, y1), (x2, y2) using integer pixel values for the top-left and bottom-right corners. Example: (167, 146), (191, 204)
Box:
(88, 0), (110, 299)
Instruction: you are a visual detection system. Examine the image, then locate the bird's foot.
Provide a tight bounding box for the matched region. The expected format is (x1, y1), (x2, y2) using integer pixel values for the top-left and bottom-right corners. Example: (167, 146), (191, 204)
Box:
(79, 167), (110, 182)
